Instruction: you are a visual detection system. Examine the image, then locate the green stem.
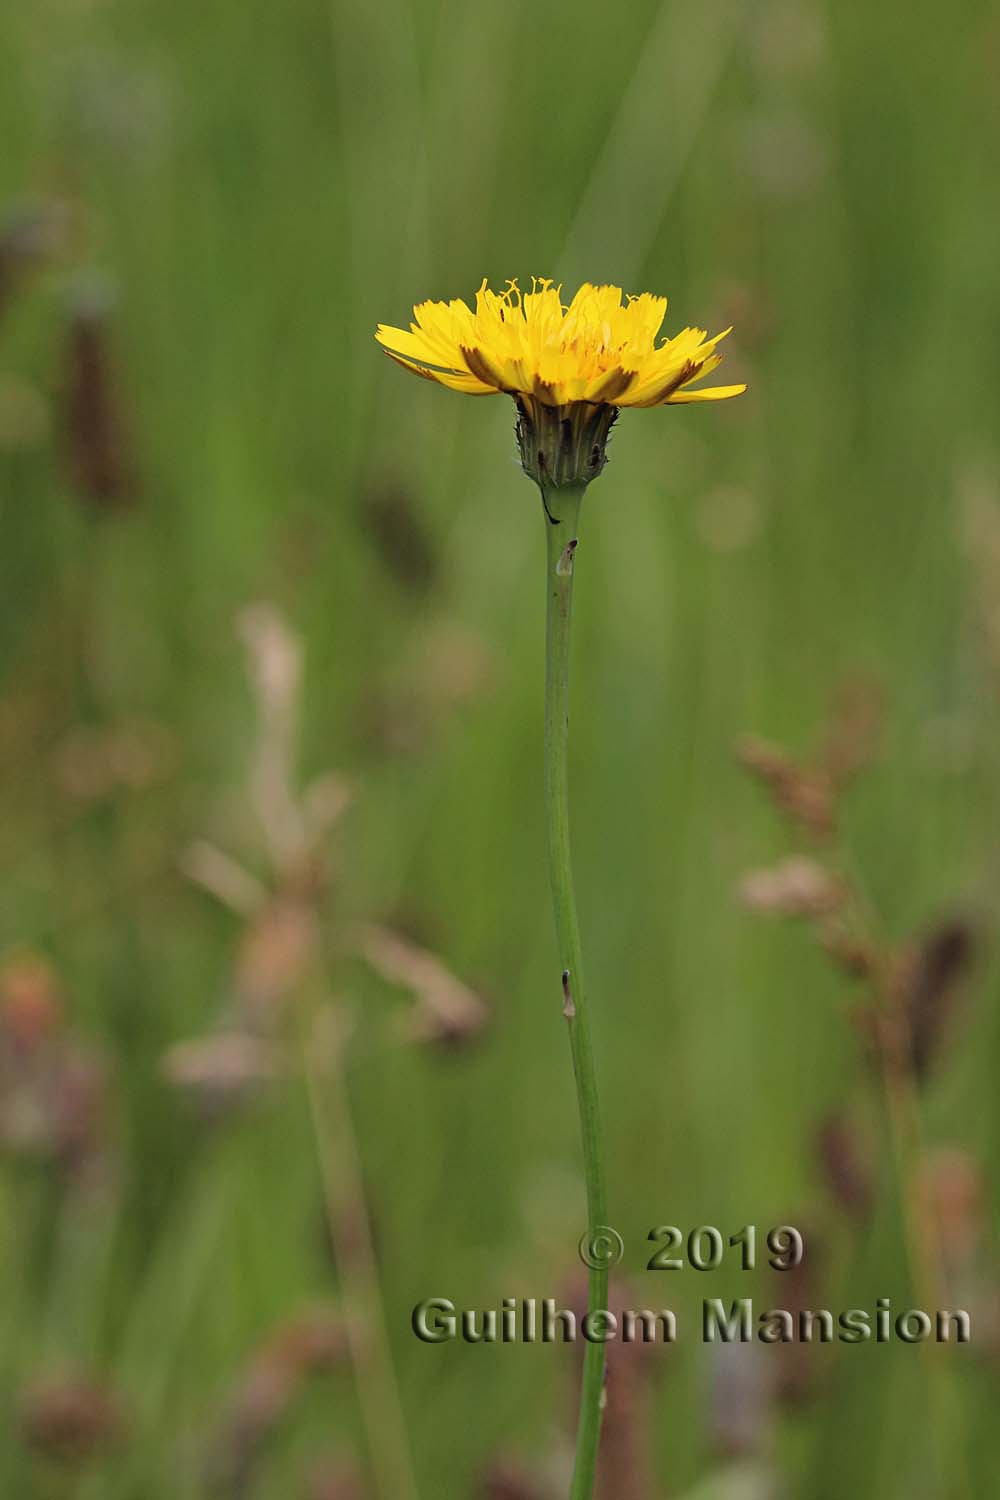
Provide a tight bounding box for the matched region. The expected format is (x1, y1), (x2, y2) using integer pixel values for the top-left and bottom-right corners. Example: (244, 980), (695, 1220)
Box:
(541, 483), (608, 1500)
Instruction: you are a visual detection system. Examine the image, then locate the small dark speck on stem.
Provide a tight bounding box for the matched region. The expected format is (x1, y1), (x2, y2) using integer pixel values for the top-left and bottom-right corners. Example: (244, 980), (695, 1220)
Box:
(556, 538), (578, 577)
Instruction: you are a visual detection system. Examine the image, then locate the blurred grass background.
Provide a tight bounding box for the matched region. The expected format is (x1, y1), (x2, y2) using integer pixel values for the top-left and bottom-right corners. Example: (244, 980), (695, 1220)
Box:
(1, 0), (999, 1496)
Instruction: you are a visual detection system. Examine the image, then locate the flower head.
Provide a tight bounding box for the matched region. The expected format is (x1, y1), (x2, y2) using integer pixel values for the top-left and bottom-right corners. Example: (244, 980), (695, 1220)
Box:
(376, 278), (745, 409)
(376, 277), (745, 489)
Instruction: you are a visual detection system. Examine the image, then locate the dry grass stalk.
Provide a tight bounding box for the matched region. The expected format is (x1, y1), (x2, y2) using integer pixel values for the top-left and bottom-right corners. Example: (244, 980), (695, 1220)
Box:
(0, 200), (67, 323)
(19, 1374), (124, 1465)
(481, 1463), (550, 1500)
(359, 923), (489, 1045)
(815, 1109), (875, 1223)
(62, 283), (138, 509)
(173, 605), (423, 1500)
(558, 1273), (661, 1500)
(738, 677), (883, 841)
(0, 951), (109, 1177)
(206, 1309), (349, 1495)
(737, 684), (980, 1438)
(304, 1458), (368, 1500)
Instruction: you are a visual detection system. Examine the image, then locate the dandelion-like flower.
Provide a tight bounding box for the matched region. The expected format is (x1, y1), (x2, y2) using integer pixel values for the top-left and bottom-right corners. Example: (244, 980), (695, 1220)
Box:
(376, 276), (746, 1500)
(376, 277), (745, 487)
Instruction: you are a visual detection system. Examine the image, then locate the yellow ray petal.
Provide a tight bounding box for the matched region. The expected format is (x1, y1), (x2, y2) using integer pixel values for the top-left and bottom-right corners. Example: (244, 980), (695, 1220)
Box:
(381, 348), (498, 395)
(583, 366), (638, 404)
(662, 383), (748, 404)
(459, 345), (507, 391)
(621, 360), (704, 408)
(376, 323), (464, 369)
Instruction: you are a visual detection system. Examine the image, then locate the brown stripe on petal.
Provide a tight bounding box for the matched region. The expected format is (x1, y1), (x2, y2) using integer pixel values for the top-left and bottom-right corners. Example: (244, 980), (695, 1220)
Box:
(459, 346), (504, 390)
(636, 360), (701, 408)
(383, 349), (438, 382)
(588, 366), (635, 404)
(383, 349), (496, 395)
(531, 375), (558, 405)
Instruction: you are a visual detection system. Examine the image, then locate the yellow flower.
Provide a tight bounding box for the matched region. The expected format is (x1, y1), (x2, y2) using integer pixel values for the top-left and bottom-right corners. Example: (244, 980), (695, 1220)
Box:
(375, 277), (746, 409)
